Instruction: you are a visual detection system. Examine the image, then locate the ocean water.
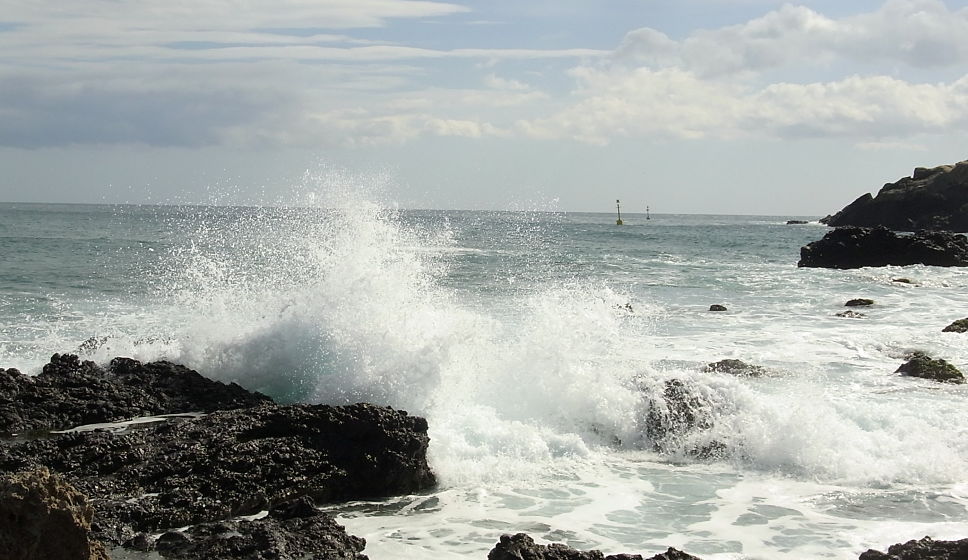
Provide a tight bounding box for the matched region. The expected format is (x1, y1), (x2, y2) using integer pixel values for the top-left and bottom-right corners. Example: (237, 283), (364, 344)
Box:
(1, 189), (967, 559)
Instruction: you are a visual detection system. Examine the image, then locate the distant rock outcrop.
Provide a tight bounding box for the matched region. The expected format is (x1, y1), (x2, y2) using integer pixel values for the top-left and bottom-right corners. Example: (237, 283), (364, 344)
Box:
(821, 160), (968, 232)
(798, 227), (968, 269)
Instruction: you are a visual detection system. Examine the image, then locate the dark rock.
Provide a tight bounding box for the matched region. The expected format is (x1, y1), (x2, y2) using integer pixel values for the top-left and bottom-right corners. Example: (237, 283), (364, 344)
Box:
(798, 227), (968, 269)
(0, 402), (437, 546)
(895, 352), (965, 384)
(786, 220), (809, 225)
(487, 533), (702, 560)
(836, 310), (866, 318)
(821, 160), (968, 232)
(859, 536), (968, 559)
(153, 496), (368, 560)
(0, 467), (109, 560)
(942, 318), (968, 333)
(892, 278), (914, 284)
(846, 299), (875, 307)
(708, 304), (727, 312)
(0, 353), (271, 435)
(702, 359), (765, 377)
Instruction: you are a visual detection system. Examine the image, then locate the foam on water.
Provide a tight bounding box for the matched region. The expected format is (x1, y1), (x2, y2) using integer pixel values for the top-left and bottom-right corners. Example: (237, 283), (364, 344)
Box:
(3, 180), (967, 558)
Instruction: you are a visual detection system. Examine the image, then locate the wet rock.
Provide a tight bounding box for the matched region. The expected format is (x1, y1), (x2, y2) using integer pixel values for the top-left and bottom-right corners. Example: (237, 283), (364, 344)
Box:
(487, 533), (702, 560)
(821, 160), (968, 232)
(895, 352), (965, 384)
(798, 227), (968, 269)
(786, 220), (809, 225)
(0, 353), (271, 435)
(859, 536), (968, 559)
(0, 467), (109, 560)
(644, 379), (716, 455)
(702, 359), (765, 377)
(837, 310), (866, 318)
(846, 299), (875, 307)
(892, 278), (914, 284)
(942, 318), (968, 333)
(708, 304), (727, 312)
(153, 496), (368, 560)
(0, 402), (436, 547)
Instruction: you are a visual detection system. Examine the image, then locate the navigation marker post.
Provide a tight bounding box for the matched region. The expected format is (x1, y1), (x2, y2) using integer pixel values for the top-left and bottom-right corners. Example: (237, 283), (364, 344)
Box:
(616, 199), (623, 225)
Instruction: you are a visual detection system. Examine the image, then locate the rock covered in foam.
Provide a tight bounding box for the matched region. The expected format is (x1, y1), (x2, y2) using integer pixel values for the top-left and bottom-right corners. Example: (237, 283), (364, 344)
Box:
(488, 533), (702, 560)
(859, 536), (968, 559)
(0, 353), (271, 435)
(798, 227), (968, 269)
(0, 401), (437, 547)
(702, 359), (766, 377)
(0, 467), (109, 560)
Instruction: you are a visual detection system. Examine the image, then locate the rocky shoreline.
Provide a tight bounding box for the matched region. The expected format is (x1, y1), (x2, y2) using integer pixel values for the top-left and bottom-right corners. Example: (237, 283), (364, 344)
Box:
(1, 354), (965, 559)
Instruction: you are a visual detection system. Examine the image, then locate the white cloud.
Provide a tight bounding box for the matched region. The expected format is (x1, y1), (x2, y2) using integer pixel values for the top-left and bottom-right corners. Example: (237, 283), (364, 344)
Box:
(614, 0), (968, 76)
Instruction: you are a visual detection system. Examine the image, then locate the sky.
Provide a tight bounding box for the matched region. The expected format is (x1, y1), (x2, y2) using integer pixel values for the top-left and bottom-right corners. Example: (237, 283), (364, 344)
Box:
(1, 0), (967, 215)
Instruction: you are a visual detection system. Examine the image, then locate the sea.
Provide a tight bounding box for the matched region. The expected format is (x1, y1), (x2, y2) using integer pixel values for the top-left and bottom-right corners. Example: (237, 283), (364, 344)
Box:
(1, 189), (967, 559)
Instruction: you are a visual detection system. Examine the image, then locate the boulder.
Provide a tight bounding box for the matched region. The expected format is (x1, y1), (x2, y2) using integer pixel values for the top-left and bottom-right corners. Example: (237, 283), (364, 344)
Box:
(0, 354), (271, 435)
(0, 402), (437, 547)
(942, 318), (968, 333)
(845, 299), (875, 307)
(488, 533), (701, 560)
(644, 379), (720, 457)
(859, 536), (968, 559)
(798, 227), (968, 269)
(0, 468), (109, 560)
(702, 359), (765, 377)
(821, 160), (968, 232)
(709, 304), (727, 312)
(786, 220), (809, 225)
(153, 497), (368, 560)
(895, 352), (965, 384)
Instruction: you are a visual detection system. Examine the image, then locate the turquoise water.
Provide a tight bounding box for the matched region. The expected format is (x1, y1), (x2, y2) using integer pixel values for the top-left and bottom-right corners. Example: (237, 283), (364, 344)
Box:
(2, 200), (967, 559)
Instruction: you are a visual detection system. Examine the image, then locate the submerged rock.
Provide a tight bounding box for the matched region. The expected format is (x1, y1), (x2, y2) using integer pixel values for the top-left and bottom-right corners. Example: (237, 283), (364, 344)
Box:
(895, 352), (965, 384)
(0, 353), (270, 435)
(845, 299), (875, 307)
(488, 533), (702, 560)
(859, 536), (968, 559)
(798, 227), (968, 269)
(821, 160), (968, 232)
(942, 318), (968, 333)
(0, 468), (109, 560)
(837, 310), (866, 318)
(702, 359), (765, 377)
(644, 379), (719, 457)
(0, 402), (437, 547)
(153, 496), (368, 560)
(786, 220), (809, 225)
(708, 304), (727, 312)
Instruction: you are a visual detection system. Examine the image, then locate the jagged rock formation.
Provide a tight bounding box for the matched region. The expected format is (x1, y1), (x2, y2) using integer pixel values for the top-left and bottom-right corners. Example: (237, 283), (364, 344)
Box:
(0, 353), (270, 435)
(821, 160), (968, 232)
(487, 533), (701, 560)
(942, 318), (968, 333)
(702, 359), (766, 377)
(859, 536), (968, 559)
(798, 227), (968, 269)
(0, 468), (109, 560)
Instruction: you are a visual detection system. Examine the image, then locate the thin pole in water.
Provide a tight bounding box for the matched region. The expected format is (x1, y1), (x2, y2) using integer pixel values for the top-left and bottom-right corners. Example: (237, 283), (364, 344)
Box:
(646, 205), (650, 220)
(616, 199), (623, 225)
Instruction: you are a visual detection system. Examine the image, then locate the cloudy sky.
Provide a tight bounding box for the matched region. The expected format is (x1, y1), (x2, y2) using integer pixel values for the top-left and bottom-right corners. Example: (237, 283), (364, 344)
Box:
(1, 0), (967, 214)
